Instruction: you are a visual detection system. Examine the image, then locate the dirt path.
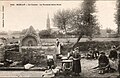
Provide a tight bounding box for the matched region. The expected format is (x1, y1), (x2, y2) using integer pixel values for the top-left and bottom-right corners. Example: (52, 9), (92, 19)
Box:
(56, 59), (119, 78)
(0, 71), (44, 77)
(81, 59), (119, 78)
(0, 59), (118, 78)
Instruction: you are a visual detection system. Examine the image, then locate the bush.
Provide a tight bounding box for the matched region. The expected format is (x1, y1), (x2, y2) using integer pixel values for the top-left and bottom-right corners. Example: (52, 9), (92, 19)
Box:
(21, 48), (47, 66)
(62, 41), (120, 54)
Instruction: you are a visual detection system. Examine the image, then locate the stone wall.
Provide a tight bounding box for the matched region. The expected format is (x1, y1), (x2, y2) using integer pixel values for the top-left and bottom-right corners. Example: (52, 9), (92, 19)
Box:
(4, 47), (48, 67)
(0, 47), (5, 62)
(5, 51), (22, 61)
(21, 48), (47, 66)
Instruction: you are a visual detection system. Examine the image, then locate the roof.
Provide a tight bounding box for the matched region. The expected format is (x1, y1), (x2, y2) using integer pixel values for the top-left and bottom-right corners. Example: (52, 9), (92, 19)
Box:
(20, 26), (41, 46)
(25, 26), (37, 36)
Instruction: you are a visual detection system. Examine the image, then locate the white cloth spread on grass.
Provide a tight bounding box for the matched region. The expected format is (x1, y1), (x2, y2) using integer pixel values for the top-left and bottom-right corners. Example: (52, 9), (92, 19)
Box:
(24, 63), (34, 69)
(109, 59), (118, 70)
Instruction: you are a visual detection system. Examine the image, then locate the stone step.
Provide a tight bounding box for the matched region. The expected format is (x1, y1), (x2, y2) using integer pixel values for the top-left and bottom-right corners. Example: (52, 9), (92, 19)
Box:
(0, 67), (47, 71)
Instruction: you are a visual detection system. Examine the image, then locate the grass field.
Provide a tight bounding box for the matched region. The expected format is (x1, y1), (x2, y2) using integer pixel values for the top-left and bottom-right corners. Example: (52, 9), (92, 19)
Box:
(1, 37), (120, 77)
(41, 38), (120, 43)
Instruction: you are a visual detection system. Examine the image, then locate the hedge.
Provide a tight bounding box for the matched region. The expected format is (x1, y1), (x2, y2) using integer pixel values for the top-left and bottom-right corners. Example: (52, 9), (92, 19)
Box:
(61, 41), (120, 55)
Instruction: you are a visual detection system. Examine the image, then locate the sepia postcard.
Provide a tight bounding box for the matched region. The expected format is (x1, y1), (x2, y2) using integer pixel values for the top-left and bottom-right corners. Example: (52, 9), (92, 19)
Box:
(0, 0), (119, 78)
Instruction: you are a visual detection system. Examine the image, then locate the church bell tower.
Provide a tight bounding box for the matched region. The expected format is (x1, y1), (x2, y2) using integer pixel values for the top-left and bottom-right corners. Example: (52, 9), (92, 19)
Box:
(46, 14), (50, 30)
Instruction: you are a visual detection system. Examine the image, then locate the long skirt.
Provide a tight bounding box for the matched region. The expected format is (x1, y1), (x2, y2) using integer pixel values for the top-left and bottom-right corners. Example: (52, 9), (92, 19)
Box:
(99, 63), (108, 70)
(72, 60), (81, 73)
(118, 60), (120, 74)
(56, 45), (61, 54)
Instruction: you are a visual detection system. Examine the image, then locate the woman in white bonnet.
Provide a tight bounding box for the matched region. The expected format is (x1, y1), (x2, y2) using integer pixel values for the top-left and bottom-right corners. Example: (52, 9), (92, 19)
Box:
(47, 55), (55, 69)
(56, 38), (61, 55)
(68, 47), (81, 75)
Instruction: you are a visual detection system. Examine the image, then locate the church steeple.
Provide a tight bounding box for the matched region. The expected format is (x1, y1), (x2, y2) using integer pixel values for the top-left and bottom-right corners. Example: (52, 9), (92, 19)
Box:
(46, 14), (50, 30)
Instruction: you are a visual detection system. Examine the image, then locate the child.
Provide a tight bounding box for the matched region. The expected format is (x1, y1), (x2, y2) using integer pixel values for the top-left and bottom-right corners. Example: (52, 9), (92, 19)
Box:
(47, 55), (55, 69)
(98, 51), (109, 74)
(109, 46), (118, 60)
(86, 48), (93, 59)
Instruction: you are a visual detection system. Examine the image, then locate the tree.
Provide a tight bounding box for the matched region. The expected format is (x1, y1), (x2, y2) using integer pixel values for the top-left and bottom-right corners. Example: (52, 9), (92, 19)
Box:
(11, 31), (21, 35)
(53, 9), (76, 41)
(53, 9), (74, 34)
(115, 0), (120, 36)
(53, 0), (100, 49)
(106, 28), (112, 34)
(21, 29), (28, 35)
(71, 0), (100, 48)
(51, 31), (64, 38)
(0, 31), (8, 35)
(39, 30), (52, 38)
(106, 28), (112, 37)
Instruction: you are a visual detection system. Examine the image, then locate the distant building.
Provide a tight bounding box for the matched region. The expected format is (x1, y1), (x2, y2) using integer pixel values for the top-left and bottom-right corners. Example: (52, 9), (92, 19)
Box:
(46, 14), (50, 30)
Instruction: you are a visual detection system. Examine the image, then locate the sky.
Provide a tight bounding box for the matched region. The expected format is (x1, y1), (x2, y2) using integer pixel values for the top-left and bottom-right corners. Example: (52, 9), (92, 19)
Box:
(0, 1), (117, 32)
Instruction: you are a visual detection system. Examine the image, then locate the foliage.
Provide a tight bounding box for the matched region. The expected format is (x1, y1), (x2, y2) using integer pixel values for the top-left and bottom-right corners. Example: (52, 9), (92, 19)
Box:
(62, 41), (120, 55)
(60, 0), (100, 38)
(78, 0), (99, 37)
(51, 31), (64, 38)
(21, 29), (28, 35)
(0, 31), (8, 35)
(11, 31), (21, 35)
(21, 48), (47, 66)
(115, 0), (120, 35)
(106, 28), (112, 34)
(53, 9), (74, 34)
(53, 0), (102, 49)
(39, 30), (52, 38)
